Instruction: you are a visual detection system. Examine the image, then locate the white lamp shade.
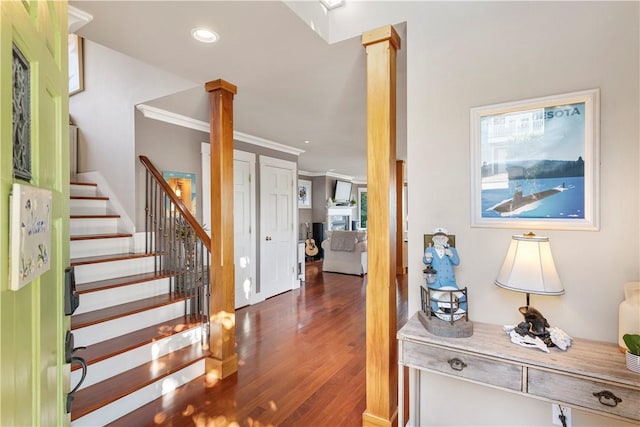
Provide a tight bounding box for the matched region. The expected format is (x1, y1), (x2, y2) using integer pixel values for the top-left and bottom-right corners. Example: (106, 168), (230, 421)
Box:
(495, 234), (564, 296)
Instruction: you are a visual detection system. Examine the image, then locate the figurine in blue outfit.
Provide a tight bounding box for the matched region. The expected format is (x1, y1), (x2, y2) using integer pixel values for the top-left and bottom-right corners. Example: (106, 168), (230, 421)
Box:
(423, 227), (459, 288)
(423, 227), (467, 312)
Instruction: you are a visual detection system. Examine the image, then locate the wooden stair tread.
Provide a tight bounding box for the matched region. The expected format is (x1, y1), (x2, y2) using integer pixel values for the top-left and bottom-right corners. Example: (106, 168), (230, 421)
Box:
(75, 271), (174, 294)
(67, 178), (210, 424)
(71, 214), (121, 219)
(71, 293), (189, 330)
(70, 344), (207, 421)
(71, 182), (97, 186)
(72, 316), (204, 371)
(71, 252), (157, 267)
(107, 374), (211, 427)
(71, 195), (109, 200)
(71, 232), (132, 241)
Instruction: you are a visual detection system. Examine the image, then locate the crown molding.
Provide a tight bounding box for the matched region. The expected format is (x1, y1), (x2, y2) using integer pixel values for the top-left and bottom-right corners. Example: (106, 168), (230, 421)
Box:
(234, 131), (304, 156)
(136, 104), (305, 157)
(325, 171), (354, 181)
(298, 170), (356, 182)
(68, 6), (93, 33)
(136, 104), (209, 132)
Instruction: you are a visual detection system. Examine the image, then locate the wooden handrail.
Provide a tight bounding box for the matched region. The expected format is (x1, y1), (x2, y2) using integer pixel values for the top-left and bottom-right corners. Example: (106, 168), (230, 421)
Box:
(139, 155), (211, 249)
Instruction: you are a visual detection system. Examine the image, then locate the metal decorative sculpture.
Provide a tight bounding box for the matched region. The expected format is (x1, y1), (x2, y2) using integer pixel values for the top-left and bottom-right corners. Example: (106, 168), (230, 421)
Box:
(12, 44), (31, 181)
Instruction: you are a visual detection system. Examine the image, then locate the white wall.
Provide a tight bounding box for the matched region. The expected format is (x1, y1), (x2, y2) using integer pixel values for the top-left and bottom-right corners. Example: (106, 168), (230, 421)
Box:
(134, 111), (209, 229)
(69, 40), (198, 228)
(326, 2), (639, 426)
(404, 0), (638, 343)
(410, 3), (639, 425)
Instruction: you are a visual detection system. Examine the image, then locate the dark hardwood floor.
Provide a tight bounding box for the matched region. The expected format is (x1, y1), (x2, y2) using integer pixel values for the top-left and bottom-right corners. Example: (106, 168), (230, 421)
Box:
(109, 260), (408, 427)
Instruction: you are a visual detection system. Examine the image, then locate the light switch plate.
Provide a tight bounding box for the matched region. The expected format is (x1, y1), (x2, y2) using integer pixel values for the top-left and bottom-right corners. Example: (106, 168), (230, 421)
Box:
(552, 404), (572, 427)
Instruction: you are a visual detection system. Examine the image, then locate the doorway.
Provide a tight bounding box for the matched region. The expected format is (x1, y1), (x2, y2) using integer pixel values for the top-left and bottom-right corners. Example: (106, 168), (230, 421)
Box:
(259, 155), (297, 300)
(201, 143), (257, 308)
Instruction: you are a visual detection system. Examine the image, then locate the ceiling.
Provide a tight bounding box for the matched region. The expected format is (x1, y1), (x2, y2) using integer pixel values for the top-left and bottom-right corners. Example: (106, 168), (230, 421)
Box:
(69, 1), (407, 183)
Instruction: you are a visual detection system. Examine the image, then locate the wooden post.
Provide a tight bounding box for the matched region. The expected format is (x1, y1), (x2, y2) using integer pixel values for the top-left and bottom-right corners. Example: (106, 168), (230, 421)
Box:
(205, 79), (238, 379)
(361, 25), (401, 427)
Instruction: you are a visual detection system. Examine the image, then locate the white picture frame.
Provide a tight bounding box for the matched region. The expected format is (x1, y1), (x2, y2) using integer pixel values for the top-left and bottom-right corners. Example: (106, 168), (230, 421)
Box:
(298, 179), (312, 209)
(470, 88), (600, 231)
(68, 34), (84, 96)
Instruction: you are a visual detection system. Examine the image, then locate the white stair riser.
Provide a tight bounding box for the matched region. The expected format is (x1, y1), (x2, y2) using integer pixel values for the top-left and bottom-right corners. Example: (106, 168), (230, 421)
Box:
(72, 326), (202, 390)
(68, 179), (205, 425)
(70, 359), (204, 427)
(73, 302), (187, 347)
(74, 256), (156, 286)
(70, 217), (119, 236)
(70, 198), (108, 216)
(70, 237), (131, 259)
(70, 184), (98, 198)
(74, 277), (170, 315)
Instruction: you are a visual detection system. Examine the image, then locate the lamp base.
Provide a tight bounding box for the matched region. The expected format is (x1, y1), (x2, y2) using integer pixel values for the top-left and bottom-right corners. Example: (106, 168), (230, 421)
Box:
(516, 305), (553, 347)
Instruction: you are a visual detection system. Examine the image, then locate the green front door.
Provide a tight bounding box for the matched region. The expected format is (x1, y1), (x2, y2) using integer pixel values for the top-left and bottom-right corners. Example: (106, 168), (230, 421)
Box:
(0, 1), (69, 425)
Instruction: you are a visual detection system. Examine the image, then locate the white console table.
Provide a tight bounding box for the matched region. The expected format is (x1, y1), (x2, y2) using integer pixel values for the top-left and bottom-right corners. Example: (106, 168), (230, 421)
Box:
(398, 312), (640, 426)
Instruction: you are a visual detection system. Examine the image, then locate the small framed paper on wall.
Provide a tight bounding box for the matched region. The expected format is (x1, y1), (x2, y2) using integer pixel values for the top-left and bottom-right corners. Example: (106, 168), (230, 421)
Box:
(298, 179), (312, 209)
(10, 183), (52, 291)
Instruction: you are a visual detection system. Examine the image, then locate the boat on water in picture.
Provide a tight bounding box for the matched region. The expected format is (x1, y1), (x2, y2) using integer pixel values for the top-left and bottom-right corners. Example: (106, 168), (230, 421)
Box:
(488, 182), (572, 216)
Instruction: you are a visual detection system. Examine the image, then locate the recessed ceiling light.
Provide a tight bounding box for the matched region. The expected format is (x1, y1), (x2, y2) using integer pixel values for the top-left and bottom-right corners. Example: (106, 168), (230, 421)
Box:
(320, 0), (345, 10)
(191, 28), (219, 43)
(304, 140), (310, 144)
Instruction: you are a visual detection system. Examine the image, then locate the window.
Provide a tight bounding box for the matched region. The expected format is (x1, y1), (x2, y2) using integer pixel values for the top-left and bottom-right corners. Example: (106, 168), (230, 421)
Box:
(358, 187), (367, 229)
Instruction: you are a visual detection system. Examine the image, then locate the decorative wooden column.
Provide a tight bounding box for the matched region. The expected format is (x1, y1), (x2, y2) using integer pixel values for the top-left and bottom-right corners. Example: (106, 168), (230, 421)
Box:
(205, 79), (238, 379)
(362, 26), (401, 427)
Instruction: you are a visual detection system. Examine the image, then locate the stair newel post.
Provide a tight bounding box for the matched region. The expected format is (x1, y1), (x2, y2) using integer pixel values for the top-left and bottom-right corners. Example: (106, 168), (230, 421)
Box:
(362, 25), (401, 427)
(205, 79), (239, 379)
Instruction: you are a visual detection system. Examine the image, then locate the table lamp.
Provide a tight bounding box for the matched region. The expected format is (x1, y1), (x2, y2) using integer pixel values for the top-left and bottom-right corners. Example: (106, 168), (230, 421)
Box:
(495, 233), (564, 338)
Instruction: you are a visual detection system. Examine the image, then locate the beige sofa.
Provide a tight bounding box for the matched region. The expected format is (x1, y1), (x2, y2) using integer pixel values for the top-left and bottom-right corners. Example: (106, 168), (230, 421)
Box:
(321, 230), (368, 276)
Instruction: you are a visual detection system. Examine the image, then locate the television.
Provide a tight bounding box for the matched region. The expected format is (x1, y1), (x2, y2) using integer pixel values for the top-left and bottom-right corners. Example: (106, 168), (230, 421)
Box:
(333, 180), (353, 203)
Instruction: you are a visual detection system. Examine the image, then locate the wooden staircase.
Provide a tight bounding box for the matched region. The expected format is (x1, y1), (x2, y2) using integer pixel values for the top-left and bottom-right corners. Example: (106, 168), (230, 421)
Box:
(68, 181), (208, 426)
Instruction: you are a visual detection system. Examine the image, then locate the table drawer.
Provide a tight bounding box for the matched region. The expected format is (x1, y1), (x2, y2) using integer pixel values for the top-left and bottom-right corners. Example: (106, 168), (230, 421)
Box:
(528, 369), (640, 421)
(402, 341), (522, 391)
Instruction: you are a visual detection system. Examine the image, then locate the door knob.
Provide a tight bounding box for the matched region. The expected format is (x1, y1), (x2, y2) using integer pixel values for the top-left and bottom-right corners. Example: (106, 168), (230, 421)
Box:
(65, 331), (87, 413)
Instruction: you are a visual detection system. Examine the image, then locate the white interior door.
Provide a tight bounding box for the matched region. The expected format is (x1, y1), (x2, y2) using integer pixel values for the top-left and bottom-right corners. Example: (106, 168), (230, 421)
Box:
(260, 156), (297, 299)
(233, 151), (255, 308)
(201, 143), (256, 308)
(201, 143), (211, 235)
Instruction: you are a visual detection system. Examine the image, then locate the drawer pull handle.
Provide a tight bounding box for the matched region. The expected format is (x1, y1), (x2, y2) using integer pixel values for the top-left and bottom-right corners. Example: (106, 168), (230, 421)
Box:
(592, 390), (622, 407)
(447, 357), (467, 371)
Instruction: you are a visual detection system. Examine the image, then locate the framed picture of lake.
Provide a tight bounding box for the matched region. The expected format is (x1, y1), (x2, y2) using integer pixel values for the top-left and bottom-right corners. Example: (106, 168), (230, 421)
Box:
(470, 89), (600, 230)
